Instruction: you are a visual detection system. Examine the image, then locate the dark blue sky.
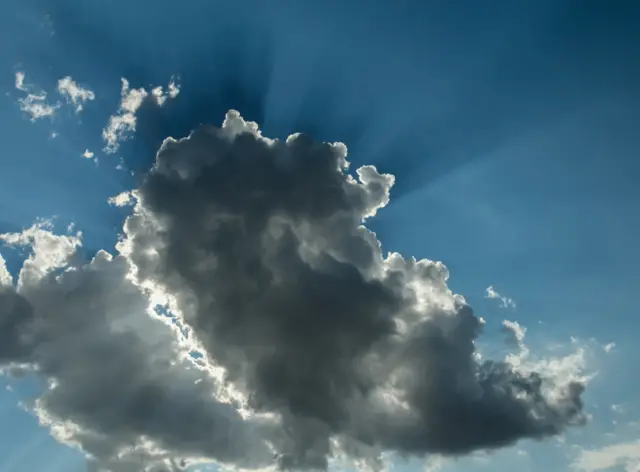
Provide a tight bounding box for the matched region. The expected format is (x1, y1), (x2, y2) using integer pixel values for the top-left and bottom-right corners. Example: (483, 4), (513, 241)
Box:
(1, 1), (639, 471)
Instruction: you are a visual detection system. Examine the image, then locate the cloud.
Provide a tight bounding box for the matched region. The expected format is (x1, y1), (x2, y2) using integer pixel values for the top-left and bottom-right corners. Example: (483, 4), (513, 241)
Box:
(102, 78), (180, 154)
(102, 79), (148, 154)
(57, 76), (95, 113)
(603, 342), (616, 354)
(0, 252), (12, 286)
(0, 226), (271, 471)
(108, 191), (134, 207)
(0, 220), (82, 290)
(573, 441), (640, 472)
(485, 285), (516, 309)
(14, 71), (59, 121)
(14, 72), (95, 120)
(502, 320), (527, 351)
(151, 78), (181, 106)
(501, 319), (589, 402)
(15, 71), (28, 91)
(82, 149), (96, 162)
(611, 404), (624, 414)
(1, 111), (588, 471)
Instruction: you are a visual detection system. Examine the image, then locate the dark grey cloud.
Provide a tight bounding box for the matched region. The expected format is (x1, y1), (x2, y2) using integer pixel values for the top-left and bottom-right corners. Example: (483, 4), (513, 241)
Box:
(1, 111), (587, 471)
(0, 244), (271, 471)
(0, 286), (35, 364)
(120, 111), (587, 467)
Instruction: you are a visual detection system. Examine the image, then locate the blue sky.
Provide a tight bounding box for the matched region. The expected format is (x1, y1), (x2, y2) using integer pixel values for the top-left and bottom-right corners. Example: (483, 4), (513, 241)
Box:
(1, 0), (639, 471)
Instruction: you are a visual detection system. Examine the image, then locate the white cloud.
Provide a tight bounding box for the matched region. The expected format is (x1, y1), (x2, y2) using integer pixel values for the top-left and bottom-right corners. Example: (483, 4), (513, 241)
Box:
(485, 285), (516, 309)
(0, 252), (12, 286)
(14, 72), (59, 121)
(503, 319), (527, 353)
(151, 78), (181, 106)
(107, 191), (134, 207)
(102, 77), (180, 154)
(0, 220), (81, 290)
(56, 76), (95, 113)
(102, 79), (148, 154)
(604, 342), (616, 354)
(15, 73), (95, 120)
(81, 149), (95, 160)
(15, 71), (27, 91)
(573, 441), (640, 472)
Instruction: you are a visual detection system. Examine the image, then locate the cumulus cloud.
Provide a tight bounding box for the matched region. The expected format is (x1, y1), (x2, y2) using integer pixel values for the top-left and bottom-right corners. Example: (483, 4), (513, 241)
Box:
(103, 78), (180, 154)
(485, 285), (516, 309)
(1, 111), (588, 472)
(14, 71), (59, 121)
(57, 76), (95, 113)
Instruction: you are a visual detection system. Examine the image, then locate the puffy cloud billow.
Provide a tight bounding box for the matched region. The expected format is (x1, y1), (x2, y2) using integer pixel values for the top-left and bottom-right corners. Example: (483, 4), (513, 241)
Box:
(0, 111), (588, 472)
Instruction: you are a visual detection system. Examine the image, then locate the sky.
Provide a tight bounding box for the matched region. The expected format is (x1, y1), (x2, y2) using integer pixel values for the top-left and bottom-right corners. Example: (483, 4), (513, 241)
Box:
(0, 0), (639, 471)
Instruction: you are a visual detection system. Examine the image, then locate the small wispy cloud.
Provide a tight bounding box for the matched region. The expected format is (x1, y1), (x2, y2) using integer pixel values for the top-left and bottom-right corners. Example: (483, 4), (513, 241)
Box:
(15, 71), (27, 91)
(102, 77), (180, 154)
(57, 77), (95, 113)
(503, 319), (527, 347)
(81, 149), (98, 163)
(611, 404), (624, 414)
(603, 342), (616, 354)
(572, 441), (640, 471)
(102, 79), (148, 154)
(15, 71), (59, 121)
(485, 285), (516, 309)
(151, 78), (181, 106)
